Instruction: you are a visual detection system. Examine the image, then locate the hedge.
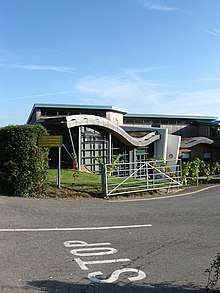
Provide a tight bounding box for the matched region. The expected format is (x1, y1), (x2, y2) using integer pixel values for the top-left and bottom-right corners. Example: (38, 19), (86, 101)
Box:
(0, 124), (49, 197)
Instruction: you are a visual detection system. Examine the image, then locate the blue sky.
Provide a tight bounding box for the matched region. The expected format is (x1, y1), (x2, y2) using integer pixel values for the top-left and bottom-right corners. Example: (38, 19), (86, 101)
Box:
(0, 0), (220, 126)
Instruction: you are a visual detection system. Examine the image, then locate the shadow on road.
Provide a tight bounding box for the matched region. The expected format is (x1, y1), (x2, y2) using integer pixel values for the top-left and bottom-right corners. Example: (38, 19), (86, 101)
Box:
(27, 280), (207, 293)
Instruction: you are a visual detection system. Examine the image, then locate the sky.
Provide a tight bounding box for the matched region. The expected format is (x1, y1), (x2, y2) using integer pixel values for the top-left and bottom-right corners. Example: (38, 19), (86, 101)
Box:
(0, 0), (220, 126)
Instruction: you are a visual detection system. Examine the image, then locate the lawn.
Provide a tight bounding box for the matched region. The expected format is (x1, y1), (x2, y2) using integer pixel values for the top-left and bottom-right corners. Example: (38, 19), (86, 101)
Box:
(46, 169), (180, 199)
(46, 169), (103, 198)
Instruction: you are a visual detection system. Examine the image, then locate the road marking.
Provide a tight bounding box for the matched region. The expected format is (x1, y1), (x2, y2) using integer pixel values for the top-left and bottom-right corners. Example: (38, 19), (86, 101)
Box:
(64, 241), (111, 247)
(74, 257), (131, 270)
(64, 240), (146, 283)
(0, 224), (152, 232)
(88, 268), (146, 283)
(70, 247), (118, 256)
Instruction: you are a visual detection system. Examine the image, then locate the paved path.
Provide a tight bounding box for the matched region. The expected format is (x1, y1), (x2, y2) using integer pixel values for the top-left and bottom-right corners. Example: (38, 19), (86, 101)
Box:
(0, 186), (219, 292)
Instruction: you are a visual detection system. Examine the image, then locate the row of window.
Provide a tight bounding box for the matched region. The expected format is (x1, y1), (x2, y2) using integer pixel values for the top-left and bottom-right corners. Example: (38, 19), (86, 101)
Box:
(41, 109), (106, 117)
(182, 151), (212, 160)
(123, 118), (194, 125)
(41, 110), (205, 126)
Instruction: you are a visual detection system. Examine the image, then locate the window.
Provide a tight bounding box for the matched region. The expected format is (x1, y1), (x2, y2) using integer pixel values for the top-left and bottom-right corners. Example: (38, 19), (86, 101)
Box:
(182, 152), (191, 159)
(203, 151), (212, 159)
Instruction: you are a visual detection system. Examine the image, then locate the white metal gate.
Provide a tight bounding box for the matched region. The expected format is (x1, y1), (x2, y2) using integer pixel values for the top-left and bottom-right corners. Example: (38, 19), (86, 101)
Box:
(101, 159), (182, 197)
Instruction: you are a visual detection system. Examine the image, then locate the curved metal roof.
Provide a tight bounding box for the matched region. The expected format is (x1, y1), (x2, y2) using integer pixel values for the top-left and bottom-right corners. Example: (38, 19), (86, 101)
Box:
(65, 115), (160, 147)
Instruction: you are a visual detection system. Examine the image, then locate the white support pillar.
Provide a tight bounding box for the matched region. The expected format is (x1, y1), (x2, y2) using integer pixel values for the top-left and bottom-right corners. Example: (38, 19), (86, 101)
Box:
(68, 128), (76, 158)
(108, 132), (112, 164)
(78, 126), (82, 170)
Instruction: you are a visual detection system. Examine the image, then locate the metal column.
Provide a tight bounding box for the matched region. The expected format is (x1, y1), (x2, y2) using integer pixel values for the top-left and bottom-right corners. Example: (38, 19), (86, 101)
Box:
(78, 126), (81, 170)
(108, 132), (112, 164)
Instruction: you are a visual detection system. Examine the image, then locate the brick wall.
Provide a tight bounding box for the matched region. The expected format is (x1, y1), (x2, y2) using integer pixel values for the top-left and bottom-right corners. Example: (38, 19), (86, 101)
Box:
(190, 144), (219, 162)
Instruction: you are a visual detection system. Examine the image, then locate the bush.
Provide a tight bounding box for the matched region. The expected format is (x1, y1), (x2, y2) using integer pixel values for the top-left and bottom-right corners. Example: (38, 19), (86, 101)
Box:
(182, 159), (220, 185)
(0, 125), (49, 197)
(206, 253), (220, 291)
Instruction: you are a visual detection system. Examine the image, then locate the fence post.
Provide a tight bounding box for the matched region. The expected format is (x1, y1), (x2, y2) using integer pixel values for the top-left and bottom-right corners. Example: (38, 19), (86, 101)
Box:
(101, 165), (108, 198)
(57, 146), (61, 189)
(146, 162), (149, 189)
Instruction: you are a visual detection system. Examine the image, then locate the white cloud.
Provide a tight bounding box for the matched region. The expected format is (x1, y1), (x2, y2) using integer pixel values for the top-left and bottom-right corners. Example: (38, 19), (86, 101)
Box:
(74, 72), (166, 112)
(215, 29), (220, 34)
(0, 90), (76, 102)
(163, 89), (220, 117)
(205, 28), (220, 37)
(0, 62), (75, 73)
(200, 77), (220, 82)
(1, 67), (219, 119)
(139, 0), (177, 11)
(73, 71), (220, 118)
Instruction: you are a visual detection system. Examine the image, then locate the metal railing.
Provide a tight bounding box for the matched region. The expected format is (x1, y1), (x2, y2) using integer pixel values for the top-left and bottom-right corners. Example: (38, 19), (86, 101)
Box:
(101, 159), (182, 197)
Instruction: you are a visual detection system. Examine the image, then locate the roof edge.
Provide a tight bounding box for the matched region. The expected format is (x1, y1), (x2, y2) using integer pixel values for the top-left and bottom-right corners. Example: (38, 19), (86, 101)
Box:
(27, 103), (128, 124)
(124, 113), (218, 121)
(33, 103), (127, 113)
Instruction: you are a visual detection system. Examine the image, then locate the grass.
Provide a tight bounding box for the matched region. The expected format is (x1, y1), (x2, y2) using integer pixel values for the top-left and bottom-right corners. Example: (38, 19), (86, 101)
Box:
(45, 169), (182, 199)
(46, 169), (103, 198)
(46, 169), (156, 198)
(1, 169), (219, 199)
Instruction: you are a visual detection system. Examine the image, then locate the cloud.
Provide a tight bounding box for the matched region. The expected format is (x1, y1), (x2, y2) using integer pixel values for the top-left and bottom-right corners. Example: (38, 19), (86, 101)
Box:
(73, 70), (220, 118)
(200, 77), (220, 82)
(74, 71), (166, 112)
(139, 0), (177, 11)
(0, 90), (76, 102)
(1, 67), (219, 119)
(164, 89), (220, 117)
(205, 28), (220, 37)
(0, 62), (75, 73)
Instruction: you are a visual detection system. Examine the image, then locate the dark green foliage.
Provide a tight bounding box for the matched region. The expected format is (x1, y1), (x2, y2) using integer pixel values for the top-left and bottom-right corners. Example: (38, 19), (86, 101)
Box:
(182, 159), (220, 185)
(206, 253), (220, 291)
(0, 125), (49, 197)
(95, 154), (124, 177)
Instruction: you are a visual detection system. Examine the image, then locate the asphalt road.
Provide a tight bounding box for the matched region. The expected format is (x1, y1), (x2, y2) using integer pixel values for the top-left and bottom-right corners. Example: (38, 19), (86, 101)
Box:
(0, 186), (219, 293)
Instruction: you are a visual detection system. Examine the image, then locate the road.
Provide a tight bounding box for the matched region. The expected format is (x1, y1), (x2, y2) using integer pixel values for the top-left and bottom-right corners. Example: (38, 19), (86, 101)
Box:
(0, 186), (219, 292)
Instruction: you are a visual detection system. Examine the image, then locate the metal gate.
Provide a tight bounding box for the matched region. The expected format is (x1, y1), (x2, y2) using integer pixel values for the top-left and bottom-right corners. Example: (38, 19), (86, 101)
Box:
(101, 159), (182, 197)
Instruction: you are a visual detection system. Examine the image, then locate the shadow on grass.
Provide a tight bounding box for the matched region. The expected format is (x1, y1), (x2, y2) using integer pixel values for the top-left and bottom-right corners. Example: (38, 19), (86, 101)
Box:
(26, 280), (207, 293)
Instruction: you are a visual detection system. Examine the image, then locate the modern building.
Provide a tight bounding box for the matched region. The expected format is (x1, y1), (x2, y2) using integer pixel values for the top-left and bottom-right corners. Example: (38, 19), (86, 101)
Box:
(27, 104), (220, 172)
(124, 113), (220, 163)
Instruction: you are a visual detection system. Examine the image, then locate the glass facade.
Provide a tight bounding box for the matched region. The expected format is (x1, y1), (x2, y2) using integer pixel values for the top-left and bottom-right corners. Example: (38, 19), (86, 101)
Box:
(80, 127), (109, 173)
(78, 126), (151, 174)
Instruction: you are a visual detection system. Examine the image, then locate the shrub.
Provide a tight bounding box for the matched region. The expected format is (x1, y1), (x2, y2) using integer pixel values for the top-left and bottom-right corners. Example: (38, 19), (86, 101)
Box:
(95, 154), (124, 177)
(206, 253), (220, 291)
(0, 124), (49, 197)
(182, 159), (220, 185)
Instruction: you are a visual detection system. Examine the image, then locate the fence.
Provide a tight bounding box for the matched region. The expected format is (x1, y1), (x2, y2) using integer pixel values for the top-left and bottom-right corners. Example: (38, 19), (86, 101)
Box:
(101, 159), (182, 197)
